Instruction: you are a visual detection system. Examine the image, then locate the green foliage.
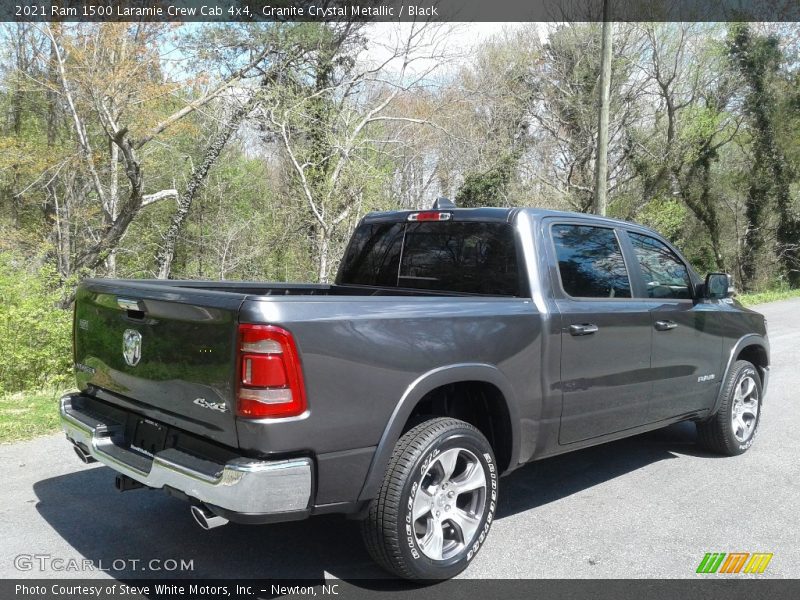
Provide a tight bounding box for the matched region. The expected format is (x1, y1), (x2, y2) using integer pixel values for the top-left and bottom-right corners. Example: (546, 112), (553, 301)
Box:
(456, 154), (517, 208)
(738, 286), (800, 307)
(1, 21), (798, 310)
(728, 23), (799, 288)
(635, 198), (688, 243)
(0, 252), (72, 395)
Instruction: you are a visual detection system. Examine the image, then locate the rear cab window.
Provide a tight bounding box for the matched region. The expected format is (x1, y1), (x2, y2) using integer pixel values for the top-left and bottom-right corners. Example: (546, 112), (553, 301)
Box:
(337, 220), (524, 296)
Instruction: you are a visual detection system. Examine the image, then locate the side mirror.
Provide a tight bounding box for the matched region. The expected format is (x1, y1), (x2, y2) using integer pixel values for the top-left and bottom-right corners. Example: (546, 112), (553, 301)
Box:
(704, 272), (731, 300)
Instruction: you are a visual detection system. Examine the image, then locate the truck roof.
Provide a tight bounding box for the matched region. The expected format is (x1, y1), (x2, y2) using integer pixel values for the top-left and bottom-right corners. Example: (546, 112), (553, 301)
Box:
(362, 206), (660, 236)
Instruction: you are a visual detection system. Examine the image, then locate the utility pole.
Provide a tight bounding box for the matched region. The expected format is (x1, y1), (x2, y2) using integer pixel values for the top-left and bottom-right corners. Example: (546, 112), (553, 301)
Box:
(593, 0), (613, 216)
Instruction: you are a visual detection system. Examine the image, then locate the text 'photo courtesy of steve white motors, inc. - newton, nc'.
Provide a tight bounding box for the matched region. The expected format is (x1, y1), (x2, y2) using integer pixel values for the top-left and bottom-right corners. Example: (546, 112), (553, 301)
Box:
(14, 582), (342, 598)
(13, 3), (438, 18)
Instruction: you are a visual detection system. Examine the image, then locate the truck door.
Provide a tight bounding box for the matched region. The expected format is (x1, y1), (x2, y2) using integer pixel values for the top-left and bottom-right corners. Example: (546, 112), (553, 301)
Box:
(548, 222), (655, 444)
(623, 231), (724, 421)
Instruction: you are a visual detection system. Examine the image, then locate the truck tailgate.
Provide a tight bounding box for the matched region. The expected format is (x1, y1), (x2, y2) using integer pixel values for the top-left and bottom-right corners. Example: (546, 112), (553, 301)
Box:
(73, 280), (243, 447)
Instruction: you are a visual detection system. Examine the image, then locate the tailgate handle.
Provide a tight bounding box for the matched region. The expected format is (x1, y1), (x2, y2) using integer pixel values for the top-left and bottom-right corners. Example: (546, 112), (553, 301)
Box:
(117, 298), (145, 317)
(117, 298), (144, 311)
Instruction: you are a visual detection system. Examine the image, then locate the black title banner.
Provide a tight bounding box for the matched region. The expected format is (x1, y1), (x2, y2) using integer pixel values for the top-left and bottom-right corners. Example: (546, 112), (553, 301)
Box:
(3, 0), (800, 23)
(5, 579), (800, 600)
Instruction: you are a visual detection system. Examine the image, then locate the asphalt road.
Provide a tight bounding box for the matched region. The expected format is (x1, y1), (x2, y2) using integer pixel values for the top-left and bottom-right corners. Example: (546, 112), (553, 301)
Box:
(1, 299), (798, 581)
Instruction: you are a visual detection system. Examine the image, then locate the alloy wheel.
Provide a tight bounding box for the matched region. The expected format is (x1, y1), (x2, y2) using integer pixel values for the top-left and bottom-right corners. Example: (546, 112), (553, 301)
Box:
(412, 447), (487, 561)
(731, 374), (759, 443)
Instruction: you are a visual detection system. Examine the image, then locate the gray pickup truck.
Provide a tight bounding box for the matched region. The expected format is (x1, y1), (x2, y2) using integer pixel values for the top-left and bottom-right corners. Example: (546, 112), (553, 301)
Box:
(60, 202), (769, 579)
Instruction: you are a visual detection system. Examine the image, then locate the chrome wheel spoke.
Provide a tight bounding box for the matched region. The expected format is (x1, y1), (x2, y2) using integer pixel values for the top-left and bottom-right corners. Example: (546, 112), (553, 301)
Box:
(419, 518), (444, 561)
(741, 377), (756, 400)
(450, 509), (481, 544)
(451, 462), (486, 495)
(742, 401), (758, 420)
(412, 487), (434, 522)
(436, 448), (461, 483)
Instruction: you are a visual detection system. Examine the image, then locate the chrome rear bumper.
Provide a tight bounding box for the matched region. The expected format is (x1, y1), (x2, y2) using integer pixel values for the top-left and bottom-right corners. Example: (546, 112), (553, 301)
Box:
(60, 394), (312, 516)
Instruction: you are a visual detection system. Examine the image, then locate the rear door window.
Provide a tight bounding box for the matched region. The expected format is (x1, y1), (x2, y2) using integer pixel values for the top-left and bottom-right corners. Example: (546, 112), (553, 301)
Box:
(551, 224), (632, 298)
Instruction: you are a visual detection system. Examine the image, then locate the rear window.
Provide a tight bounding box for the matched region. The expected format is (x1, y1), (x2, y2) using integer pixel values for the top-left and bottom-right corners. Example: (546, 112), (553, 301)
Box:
(337, 221), (523, 296)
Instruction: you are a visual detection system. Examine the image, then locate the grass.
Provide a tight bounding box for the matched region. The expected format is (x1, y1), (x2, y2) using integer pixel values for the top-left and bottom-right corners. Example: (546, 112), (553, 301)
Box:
(737, 287), (800, 307)
(0, 389), (63, 444)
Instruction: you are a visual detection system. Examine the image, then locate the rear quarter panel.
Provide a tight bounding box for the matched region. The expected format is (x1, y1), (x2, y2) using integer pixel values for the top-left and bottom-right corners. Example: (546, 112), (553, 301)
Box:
(236, 296), (543, 503)
(237, 296), (541, 453)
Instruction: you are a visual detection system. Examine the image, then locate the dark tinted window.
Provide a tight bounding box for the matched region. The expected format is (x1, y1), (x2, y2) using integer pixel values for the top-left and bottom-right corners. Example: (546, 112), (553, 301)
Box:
(552, 225), (631, 298)
(336, 223), (404, 287)
(628, 232), (692, 299)
(338, 221), (521, 296)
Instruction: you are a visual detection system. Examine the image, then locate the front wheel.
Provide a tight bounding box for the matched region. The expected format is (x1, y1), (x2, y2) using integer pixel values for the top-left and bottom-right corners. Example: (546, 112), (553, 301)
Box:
(697, 360), (762, 456)
(361, 417), (498, 580)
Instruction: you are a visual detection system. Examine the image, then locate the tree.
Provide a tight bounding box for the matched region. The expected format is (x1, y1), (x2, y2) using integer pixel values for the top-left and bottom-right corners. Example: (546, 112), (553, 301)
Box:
(154, 93), (259, 279)
(2, 22), (279, 297)
(593, 4), (613, 216)
(729, 23), (800, 287)
(527, 23), (639, 212)
(452, 26), (540, 208)
(260, 22), (450, 281)
(628, 23), (740, 273)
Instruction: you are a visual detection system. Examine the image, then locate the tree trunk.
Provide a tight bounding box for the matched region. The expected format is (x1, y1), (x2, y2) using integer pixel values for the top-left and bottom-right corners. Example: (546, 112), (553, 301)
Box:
(155, 97), (255, 279)
(593, 8), (613, 216)
(106, 142), (120, 277)
(317, 227), (330, 283)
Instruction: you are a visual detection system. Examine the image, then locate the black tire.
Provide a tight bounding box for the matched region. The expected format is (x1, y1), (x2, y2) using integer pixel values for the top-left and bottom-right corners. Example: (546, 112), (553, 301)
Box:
(697, 360), (762, 456)
(361, 417), (498, 580)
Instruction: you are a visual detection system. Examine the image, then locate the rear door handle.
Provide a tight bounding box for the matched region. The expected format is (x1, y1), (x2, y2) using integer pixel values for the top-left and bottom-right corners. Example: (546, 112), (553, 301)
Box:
(569, 323), (599, 336)
(654, 320), (677, 331)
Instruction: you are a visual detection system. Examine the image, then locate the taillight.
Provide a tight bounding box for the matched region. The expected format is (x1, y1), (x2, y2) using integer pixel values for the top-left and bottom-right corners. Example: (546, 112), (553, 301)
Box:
(237, 324), (307, 418)
(408, 211), (451, 222)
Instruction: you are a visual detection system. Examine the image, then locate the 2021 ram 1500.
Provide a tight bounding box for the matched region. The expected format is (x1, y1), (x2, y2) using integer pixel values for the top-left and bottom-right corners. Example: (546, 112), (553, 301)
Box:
(60, 202), (769, 579)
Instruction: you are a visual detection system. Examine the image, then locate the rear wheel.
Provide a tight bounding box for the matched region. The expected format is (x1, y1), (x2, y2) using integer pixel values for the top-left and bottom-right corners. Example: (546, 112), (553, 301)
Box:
(361, 417), (498, 580)
(697, 360), (762, 456)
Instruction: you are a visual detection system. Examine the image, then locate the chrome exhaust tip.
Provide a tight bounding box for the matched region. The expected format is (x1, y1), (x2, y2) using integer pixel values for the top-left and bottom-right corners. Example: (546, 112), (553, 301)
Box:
(190, 504), (229, 530)
(72, 443), (96, 464)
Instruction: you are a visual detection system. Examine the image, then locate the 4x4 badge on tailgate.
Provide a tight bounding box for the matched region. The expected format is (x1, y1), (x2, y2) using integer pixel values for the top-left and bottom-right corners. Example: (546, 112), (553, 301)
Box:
(122, 329), (142, 367)
(193, 398), (229, 413)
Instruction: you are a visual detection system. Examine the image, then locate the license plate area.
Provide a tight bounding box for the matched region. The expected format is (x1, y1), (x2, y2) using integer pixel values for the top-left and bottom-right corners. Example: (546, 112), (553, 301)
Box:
(130, 418), (168, 458)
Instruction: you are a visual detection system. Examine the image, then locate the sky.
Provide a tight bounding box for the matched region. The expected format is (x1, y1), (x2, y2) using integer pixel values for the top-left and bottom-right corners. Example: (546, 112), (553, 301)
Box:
(363, 22), (530, 75)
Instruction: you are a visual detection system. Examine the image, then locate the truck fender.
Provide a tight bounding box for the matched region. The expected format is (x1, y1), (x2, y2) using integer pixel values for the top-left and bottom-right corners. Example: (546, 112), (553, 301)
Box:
(357, 363), (521, 503)
(710, 334), (770, 416)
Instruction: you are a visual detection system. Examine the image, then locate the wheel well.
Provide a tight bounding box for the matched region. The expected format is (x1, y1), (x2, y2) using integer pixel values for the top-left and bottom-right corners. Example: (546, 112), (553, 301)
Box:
(403, 381), (513, 473)
(737, 344), (768, 383)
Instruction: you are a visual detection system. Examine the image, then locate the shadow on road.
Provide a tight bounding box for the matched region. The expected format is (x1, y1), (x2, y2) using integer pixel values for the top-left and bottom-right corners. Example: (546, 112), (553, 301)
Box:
(498, 420), (719, 519)
(33, 421), (706, 583)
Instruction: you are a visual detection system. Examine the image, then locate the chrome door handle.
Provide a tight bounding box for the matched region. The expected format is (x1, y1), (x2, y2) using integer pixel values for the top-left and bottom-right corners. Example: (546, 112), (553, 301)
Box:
(654, 320), (677, 331)
(569, 323), (599, 336)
